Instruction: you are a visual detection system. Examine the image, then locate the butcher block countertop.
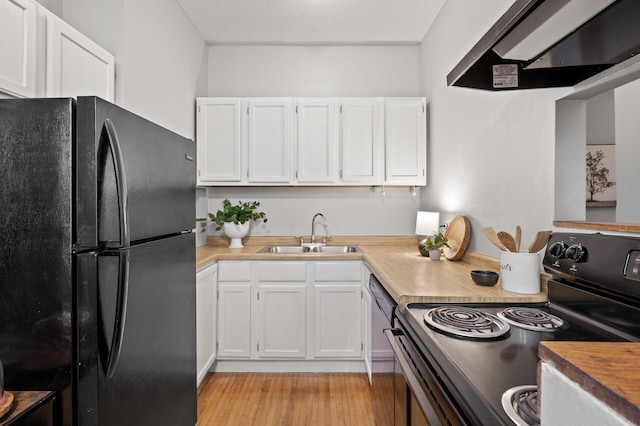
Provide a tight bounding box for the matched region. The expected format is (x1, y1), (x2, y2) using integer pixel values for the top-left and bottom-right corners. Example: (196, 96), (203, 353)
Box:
(196, 236), (548, 304)
(539, 342), (640, 424)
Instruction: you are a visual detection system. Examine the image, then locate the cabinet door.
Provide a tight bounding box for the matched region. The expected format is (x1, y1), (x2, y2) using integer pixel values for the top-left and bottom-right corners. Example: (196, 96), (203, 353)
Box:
(339, 98), (383, 184)
(197, 98), (242, 184)
(246, 98), (292, 183)
(362, 277), (372, 384)
(313, 284), (362, 358)
(0, 0), (37, 98)
(295, 98), (337, 184)
(196, 264), (217, 386)
(45, 11), (115, 101)
(217, 282), (251, 358)
(384, 98), (426, 185)
(256, 284), (307, 358)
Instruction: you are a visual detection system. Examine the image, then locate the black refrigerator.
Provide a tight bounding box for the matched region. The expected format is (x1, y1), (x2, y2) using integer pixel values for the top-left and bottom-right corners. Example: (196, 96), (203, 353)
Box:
(0, 97), (197, 425)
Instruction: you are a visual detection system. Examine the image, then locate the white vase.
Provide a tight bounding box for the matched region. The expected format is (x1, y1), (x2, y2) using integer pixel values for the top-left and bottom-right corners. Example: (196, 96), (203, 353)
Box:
(429, 249), (441, 261)
(223, 222), (250, 248)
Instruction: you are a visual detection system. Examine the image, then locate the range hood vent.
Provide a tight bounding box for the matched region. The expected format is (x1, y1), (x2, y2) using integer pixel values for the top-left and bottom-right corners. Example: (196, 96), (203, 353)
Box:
(447, 0), (640, 90)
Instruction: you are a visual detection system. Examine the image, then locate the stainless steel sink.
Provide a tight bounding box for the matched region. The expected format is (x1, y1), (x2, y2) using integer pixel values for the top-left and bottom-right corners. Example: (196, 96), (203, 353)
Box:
(315, 245), (359, 253)
(257, 245), (360, 254)
(258, 245), (311, 253)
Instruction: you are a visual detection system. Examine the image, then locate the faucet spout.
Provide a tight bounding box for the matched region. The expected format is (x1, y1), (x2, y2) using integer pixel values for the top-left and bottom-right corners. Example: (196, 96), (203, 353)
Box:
(311, 213), (329, 245)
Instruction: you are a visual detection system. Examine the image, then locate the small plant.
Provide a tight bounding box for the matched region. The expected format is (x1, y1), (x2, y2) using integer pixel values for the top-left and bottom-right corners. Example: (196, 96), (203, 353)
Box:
(208, 199), (268, 231)
(422, 232), (450, 251)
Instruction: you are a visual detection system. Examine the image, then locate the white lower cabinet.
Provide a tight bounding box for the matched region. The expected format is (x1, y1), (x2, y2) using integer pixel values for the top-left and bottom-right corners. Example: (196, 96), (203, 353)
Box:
(217, 261), (252, 358)
(362, 265), (373, 383)
(215, 259), (364, 364)
(313, 261), (363, 358)
(257, 284), (307, 358)
(313, 284), (362, 358)
(196, 263), (217, 386)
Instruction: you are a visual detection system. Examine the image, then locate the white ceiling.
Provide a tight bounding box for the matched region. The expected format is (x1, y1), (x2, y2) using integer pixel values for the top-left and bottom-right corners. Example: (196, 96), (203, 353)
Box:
(176, 0), (446, 45)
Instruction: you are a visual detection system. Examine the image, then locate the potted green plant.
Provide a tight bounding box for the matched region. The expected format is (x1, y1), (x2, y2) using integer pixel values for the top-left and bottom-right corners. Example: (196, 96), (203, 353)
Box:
(208, 199), (268, 248)
(422, 232), (450, 261)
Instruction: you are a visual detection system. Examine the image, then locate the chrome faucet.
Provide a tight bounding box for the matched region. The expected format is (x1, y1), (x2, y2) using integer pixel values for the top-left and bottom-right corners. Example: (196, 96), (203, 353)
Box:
(311, 213), (330, 245)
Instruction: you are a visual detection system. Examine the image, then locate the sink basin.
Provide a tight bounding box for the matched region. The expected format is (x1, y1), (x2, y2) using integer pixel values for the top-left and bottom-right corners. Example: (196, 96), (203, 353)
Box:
(258, 246), (311, 253)
(315, 245), (359, 253)
(257, 245), (360, 254)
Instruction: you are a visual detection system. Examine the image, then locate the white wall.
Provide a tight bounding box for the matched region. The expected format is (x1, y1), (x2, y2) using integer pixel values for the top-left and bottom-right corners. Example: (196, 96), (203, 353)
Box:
(418, 0), (572, 255)
(614, 78), (640, 223)
(61, 0), (208, 139)
(208, 45), (420, 97)
(204, 45), (422, 236)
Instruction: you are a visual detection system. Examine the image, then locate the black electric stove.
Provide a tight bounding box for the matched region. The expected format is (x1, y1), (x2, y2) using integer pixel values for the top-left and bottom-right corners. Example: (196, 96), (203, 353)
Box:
(393, 232), (640, 426)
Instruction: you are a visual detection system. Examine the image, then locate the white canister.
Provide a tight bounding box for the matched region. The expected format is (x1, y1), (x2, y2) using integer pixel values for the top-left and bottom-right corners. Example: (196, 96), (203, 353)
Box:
(499, 252), (541, 294)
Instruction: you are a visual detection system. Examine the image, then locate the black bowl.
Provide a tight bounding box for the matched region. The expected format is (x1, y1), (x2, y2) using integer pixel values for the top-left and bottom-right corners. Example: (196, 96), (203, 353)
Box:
(470, 270), (499, 286)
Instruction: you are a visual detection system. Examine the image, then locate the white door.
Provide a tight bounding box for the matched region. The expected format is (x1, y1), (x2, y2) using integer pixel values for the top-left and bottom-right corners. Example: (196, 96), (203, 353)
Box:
(45, 11), (115, 101)
(384, 98), (426, 185)
(339, 98), (383, 184)
(196, 264), (217, 385)
(217, 282), (251, 358)
(256, 284), (307, 358)
(313, 284), (362, 358)
(197, 98), (242, 184)
(246, 98), (292, 183)
(295, 98), (337, 184)
(0, 0), (37, 98)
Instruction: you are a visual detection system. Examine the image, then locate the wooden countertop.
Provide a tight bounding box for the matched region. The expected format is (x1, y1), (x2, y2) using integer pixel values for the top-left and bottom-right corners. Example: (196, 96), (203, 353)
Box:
(0, 390), (54, 425)
(196, 236), (547, 304)
(539, 342), (640, 424)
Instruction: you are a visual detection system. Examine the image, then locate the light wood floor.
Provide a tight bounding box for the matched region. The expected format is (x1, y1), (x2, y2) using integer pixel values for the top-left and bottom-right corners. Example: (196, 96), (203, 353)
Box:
(197, 373), (376, 426)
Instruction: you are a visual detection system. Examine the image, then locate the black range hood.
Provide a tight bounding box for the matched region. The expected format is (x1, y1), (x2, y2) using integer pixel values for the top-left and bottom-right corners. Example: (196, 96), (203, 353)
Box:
(447, 0), (640, 90)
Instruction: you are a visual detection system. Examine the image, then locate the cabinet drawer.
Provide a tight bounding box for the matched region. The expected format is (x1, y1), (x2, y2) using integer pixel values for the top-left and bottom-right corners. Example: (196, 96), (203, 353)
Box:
(314, 261), (362, 281)
(257, 261), (306, 282)
(218, 261), (251, 281)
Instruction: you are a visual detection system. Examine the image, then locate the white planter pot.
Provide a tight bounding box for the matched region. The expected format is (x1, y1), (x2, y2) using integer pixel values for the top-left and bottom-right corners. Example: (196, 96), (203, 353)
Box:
(222, 222), (250, 248)
(429, 250), (442, 261)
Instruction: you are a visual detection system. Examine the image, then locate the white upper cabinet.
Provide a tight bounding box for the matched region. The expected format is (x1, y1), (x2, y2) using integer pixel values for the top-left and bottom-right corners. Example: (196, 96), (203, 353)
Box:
(384, 98), (426, 185)
(44, 9), (115, 101)
(197, 98), (241, 185)
(339, 98), (383, 184)
(194, 96), (426, 187)
(0, 1), (115, 101)
(0, 0), (37, 98)
(245, 98), (292, 183)
(295, 98), (338, 184)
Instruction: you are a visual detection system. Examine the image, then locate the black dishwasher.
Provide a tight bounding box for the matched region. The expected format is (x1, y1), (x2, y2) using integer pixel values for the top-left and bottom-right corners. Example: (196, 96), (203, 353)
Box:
(369, 274), (400, 425)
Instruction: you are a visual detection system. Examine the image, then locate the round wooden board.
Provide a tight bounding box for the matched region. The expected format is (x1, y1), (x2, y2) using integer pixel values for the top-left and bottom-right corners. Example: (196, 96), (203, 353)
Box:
(443, 215), (471, 261)
(0, 391), (14, 419)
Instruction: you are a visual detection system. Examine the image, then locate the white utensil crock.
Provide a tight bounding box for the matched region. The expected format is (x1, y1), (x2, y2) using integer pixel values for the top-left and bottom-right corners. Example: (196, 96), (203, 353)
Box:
(499, 252), (541, 294)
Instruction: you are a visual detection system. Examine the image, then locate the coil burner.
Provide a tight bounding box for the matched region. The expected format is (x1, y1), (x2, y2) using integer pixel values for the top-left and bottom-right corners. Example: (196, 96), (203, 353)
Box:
(423, 306), (510, 339)
(502, 385), (540, 426)
(497, 307), (564, 332)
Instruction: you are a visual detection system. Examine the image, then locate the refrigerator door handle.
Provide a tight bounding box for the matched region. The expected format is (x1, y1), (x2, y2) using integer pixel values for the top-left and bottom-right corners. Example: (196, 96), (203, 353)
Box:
(103, 118), (130, 247)
(103, 250), (130, 379)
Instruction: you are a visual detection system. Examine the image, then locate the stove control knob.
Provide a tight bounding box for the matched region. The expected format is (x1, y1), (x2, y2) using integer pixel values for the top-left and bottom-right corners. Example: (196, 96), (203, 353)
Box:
(548, 241), (568, 258)
(565, 244), (588, 263)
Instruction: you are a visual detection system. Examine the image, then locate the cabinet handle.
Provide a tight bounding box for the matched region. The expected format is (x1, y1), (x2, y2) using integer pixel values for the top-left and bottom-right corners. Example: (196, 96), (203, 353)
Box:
(339, 170), (343, 179)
